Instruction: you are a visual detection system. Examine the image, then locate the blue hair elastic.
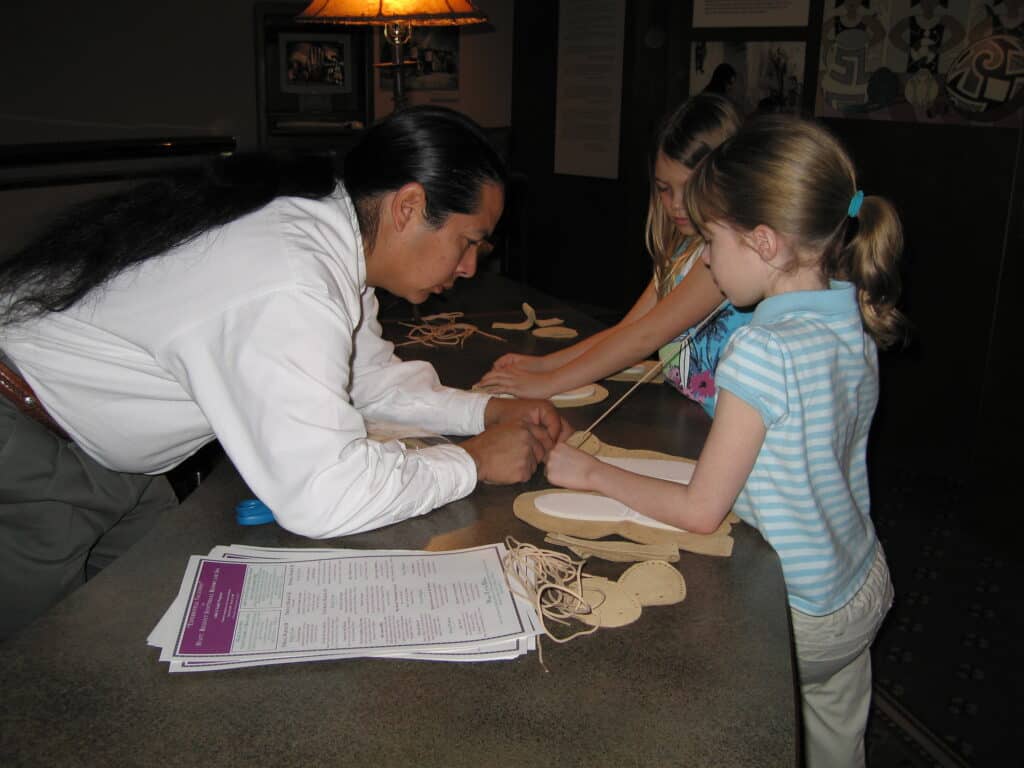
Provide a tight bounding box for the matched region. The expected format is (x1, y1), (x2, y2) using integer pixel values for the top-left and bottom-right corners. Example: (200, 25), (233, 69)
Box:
(847, 190), (865, 218)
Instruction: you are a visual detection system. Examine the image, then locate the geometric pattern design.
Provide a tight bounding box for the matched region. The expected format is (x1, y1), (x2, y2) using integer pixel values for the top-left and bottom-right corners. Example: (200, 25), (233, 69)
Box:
(945, 32), (1024, 121)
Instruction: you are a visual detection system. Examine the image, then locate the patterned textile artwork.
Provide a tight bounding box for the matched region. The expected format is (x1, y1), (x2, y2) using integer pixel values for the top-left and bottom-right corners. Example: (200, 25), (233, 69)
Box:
(815, 0), (1024, 126)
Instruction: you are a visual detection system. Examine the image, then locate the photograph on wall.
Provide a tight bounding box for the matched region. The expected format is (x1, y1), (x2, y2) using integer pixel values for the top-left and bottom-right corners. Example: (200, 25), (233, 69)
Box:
(379, 27), (459, 92)
(279, 33), (352, 95)
(690, 41), (807, 116)
(815, 0), (1024, 126)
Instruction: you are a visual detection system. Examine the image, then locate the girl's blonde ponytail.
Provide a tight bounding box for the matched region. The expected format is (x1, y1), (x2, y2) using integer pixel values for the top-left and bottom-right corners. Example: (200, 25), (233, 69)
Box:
(835, 195), (909, 350)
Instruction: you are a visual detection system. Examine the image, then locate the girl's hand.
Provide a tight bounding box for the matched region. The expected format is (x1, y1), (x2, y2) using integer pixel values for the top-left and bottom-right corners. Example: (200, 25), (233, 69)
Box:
(544, 442), (604, 491)
(475, 368), (561, 400)
(490, 353), (549, 373)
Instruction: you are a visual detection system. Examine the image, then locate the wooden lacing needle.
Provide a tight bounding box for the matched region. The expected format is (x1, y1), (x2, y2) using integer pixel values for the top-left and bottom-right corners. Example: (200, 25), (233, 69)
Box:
(568, 300), (729, 449)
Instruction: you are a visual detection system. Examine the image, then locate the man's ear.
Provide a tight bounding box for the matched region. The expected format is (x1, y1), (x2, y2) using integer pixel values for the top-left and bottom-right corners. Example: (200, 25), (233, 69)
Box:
(750, 224), (779, 264)
(390, 182), (427, 232)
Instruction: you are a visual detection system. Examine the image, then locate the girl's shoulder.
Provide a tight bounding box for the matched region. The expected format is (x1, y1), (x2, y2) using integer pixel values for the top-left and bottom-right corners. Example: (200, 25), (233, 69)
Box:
(660, 237), (704, 283)
(673, 235), (703, 259)
(725, 321), (780, 355)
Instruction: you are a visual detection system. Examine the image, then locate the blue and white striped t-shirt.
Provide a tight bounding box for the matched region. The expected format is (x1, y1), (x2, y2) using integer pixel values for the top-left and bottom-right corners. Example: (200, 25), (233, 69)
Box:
(715, 281), (879, 616)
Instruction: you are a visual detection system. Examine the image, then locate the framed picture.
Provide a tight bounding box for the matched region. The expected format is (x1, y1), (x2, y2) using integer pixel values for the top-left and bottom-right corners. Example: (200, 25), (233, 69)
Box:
(279, 33), (352, 95)
(690, 40), (807, 117)
(255, 2), (373, 148)
(379, 26), (460, 92)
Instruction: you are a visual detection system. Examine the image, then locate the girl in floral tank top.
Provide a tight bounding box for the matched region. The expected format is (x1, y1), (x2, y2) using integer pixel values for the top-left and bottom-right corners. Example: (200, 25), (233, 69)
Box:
(656, 238), (751, 415)
(477, 94), (748, 413)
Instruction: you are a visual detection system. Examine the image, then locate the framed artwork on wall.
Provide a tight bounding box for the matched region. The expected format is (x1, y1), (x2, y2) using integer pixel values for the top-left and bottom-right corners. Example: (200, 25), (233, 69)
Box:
(814, 0), (1024, 127)
(279, 32), (353, 95)
(255, 2), (373, 149)
(690, 40), (807, 117)
(378, 27), (460, 93)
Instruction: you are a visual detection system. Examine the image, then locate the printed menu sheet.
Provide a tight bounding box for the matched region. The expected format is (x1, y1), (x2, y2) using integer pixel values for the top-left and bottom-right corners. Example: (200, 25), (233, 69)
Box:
(149, 544), (540, 672)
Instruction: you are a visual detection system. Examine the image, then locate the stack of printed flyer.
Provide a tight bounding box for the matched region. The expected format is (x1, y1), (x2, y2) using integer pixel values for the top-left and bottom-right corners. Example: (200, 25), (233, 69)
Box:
(148, 543), (542, 672)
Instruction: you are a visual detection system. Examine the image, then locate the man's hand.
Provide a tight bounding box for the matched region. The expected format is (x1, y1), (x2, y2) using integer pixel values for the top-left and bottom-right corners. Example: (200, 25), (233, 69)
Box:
(483, 397), (574, 445)
(460, 421), (552, 484)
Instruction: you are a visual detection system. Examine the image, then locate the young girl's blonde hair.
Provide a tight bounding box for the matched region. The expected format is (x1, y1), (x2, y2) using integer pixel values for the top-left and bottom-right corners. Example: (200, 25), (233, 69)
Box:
(644, 93), (741, 286)
(684, 114), (908, 349)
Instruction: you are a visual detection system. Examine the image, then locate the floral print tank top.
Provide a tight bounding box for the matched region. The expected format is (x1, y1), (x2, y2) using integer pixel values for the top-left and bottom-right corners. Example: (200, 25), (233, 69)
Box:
(656, 238), (752, 417)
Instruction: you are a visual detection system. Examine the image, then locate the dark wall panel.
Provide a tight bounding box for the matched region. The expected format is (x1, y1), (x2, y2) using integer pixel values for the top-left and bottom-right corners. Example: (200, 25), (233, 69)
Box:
(826, 120), (1019, 473)
(510, 1), (688, 311)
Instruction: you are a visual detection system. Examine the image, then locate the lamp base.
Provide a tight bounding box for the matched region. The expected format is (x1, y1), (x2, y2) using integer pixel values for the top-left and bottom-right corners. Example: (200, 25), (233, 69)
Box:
(384, 23), (413, 112)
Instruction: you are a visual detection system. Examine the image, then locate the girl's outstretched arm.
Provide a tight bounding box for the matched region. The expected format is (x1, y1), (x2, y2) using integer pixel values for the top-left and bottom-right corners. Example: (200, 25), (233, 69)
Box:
(488, 279), (660, 376)
(545, 390), (764, 534)
(479, 266), (723, 399)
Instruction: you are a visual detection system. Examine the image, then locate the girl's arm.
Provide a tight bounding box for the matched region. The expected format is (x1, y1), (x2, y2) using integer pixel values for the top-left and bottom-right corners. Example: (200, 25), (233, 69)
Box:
(545, 390), (765, 534)
(548, 277), (663, 366)
(490, 279), (660, 374)
(479, 265), (723, 399)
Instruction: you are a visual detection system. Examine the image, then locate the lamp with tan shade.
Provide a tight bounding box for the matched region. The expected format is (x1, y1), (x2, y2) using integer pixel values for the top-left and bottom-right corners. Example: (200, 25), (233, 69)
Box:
(297, 0), (488, 112)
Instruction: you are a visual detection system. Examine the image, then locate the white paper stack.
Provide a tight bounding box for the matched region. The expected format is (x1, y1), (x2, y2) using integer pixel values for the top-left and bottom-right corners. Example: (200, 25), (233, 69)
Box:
(148, 543), (541, 673)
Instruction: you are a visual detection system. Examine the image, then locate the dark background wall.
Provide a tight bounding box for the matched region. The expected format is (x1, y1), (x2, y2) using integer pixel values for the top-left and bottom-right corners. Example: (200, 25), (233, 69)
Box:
(510, 1), (1023, 497)
(0, 0), (513, 251)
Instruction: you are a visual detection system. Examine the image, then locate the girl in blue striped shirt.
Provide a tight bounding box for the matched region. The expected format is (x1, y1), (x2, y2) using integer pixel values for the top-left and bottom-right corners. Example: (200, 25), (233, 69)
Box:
(546, 115), (908, 768)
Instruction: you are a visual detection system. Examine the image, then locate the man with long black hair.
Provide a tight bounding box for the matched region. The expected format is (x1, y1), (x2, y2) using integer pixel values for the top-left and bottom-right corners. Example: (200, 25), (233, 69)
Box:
(0, 106), (570, 640)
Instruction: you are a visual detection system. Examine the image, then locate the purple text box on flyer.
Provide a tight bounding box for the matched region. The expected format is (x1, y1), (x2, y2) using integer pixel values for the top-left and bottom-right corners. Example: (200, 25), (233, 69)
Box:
(178, 561), (246, 654)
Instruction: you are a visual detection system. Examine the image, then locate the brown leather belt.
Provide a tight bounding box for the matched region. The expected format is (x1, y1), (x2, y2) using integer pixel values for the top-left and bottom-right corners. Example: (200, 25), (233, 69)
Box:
(0, 357), (71, 440)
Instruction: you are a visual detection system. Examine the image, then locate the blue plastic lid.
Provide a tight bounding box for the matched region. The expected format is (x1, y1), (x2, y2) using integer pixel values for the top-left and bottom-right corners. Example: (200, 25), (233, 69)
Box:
(234, 498), (275, 526)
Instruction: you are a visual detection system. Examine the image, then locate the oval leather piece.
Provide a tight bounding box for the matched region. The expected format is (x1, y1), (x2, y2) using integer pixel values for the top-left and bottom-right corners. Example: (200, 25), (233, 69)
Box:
(549, 383), (608, 408)
(532, 326), (578, 339)
(575, 577), (642, 628)
(619, 560), (687, 606)
(551, 384), (597, 402)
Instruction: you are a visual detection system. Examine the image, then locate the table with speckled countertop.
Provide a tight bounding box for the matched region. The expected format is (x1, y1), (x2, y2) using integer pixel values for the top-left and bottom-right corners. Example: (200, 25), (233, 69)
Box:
(1, 275), (798, 767)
